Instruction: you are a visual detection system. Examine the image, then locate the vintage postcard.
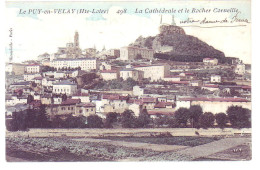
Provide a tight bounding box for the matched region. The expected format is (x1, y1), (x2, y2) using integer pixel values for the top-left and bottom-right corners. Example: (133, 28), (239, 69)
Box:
(4, 0), (251, 162)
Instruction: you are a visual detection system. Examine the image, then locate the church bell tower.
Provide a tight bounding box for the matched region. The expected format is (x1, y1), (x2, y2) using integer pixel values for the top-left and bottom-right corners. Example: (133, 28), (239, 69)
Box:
(74, 31), (79, 47)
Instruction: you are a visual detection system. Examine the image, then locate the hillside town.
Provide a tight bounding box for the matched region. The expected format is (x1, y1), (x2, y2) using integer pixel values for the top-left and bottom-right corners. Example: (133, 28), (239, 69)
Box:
(5, 18), (251, 129)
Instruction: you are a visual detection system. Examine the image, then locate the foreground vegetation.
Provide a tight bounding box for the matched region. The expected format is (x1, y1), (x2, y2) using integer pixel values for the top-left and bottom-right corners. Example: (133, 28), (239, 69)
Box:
(6, 137), (193, 161)
(6, 105), (251, 131)
(96, 136), (222, 147)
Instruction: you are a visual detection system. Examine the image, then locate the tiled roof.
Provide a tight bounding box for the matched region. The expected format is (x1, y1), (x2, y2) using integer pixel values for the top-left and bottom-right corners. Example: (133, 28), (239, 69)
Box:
(120, 68), (137, 71)
(77, 103), (95, 107)
(34, 77), (43, 80)
(154, 102), (174, 108)
(61, 99), (81, 105)
(53, 80), (76, 85)
(73, 93), (89, 97)
(170, 81), (189, 85)
(141, 97), (157, 103)
(11, 81), (30, 86)
(101, 70), (118, 73)
(178, 97), (250, 102)
(26, 64), (40, 66)
(102, 94), (128, 100)
(29, 100), (42, 107)
(242, 85), (251, 89)
(128, 99), (143, 105)
(203, 84), (219, 88)
(147, 110), (174, 116)
(204, 58), (216, 60)
(53, 58), (96, 61)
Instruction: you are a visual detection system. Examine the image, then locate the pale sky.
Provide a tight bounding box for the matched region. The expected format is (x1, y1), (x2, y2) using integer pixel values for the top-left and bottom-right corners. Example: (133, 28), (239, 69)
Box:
(5, 1), (251, 63)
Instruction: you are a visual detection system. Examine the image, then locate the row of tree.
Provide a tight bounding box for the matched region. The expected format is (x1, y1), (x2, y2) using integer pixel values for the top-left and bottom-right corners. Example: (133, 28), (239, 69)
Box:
(6, 105), (251, 131)
(95, 105), (251, 129)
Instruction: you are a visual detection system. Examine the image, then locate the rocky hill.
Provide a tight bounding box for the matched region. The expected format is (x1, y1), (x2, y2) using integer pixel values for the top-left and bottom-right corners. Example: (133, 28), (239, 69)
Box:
(130, 26), (225, 62)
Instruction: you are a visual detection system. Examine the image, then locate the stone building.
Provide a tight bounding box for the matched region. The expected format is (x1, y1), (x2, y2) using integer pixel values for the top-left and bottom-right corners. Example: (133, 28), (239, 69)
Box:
(120, 46), (154, 61)
(134, 64), (170, 81)
(119, 68), (143, 81)
(5, 63), (25, 75)
(100, 70), (119, 81)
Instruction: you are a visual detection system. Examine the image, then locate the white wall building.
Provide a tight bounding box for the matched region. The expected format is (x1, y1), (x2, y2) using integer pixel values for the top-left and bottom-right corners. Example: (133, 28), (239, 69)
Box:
(25, 64), (41, 73)
(24, 73), (41, 81)
(134, 64), (170, 81)
(120, 68), (143, 81)
(203, 58), (218, 65)
(51, 58), (97, 71)
(210, 75), (221, 83)
(178, 97), (251, 114)
(235, 63), (246, 75)
(54, 71), (66, 78)
(52, 80), (77, 96)
(5, 63), (25, 75)
(120, 46), (154, 60)
(72, 94), (90, 103)
(133, 86), (144, 96)
(100, 70), (119, 81)
(6, 96), (28, 106)
(42, 78), (56, 87)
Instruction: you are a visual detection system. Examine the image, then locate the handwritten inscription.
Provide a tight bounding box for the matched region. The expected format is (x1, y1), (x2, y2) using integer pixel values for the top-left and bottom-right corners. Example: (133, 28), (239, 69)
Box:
(180, 13), (250, 25)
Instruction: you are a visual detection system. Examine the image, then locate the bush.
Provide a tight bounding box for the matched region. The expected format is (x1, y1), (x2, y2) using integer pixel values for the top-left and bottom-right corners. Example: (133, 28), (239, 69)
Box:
(227, 106), (251, 128)
(86, 115), (103, 128)
(136, 109), (151, 128)
(189, 105), (203, 128)
(104, 112), (118, 128)
(121, 110), (137, 128)
(174, 108), (191, 127)
(215, 112), (227, 129)
(199, 112), (215, 129)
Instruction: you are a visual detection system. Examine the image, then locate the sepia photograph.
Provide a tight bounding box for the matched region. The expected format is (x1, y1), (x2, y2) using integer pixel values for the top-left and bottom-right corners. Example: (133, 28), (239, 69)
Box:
(4, 0), (253, 163)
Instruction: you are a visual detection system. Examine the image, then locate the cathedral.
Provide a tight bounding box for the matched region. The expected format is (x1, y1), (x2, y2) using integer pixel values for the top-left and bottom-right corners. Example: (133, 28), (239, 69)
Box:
(57, 31), (82, 58)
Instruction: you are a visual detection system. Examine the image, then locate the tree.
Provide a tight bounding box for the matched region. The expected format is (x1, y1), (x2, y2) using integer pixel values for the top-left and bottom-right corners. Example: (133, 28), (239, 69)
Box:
(136, 109), (151, 128)
(64, 115), (86, 128)
(50, 115), (65, 128)
(199, 112), (215, 129)
(166, 115), (179, 128)
(174, 108), (191, 127)
(227, 106), (251, 128)
(27, 95), (34, 104)
(104, 112), (118, 128)
(215, 112), (227, 129)
(6, 110), (28, 131)
(86, 115), (103, 128)
(189, 105), (203, 128)
(126, 78), (137, 87)
(34, 105), (49, 128)
(121, 110), (137, 128)
(61, 94), (67, 102)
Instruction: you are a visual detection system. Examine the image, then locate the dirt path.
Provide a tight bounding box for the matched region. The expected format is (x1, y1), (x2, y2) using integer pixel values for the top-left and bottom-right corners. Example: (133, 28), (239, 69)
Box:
(73, 138), (189, 152)
(175, 137), (251, 159)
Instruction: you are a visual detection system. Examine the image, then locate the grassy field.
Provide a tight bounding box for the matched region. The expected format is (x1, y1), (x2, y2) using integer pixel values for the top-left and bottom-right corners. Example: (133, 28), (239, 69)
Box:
(6, 136), (194, 161)
(6, 135), (250, 162)
(97, 136), (222, 147)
